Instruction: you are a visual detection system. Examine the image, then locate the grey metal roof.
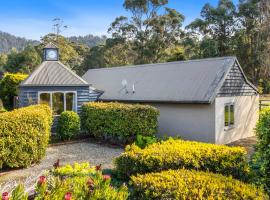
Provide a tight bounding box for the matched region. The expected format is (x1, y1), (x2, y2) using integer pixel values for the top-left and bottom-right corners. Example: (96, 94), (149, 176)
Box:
(20, 61), (89, 87)
(82, 57), (257, 103)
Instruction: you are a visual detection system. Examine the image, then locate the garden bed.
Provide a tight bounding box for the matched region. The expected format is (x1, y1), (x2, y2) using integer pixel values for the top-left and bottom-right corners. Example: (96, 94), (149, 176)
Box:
(0, 141), (123, 193)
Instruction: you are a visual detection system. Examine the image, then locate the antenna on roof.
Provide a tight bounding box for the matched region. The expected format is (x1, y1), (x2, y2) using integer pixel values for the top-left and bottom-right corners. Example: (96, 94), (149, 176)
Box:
(132, 83), (135, 93)
(121, 79), (128, 94)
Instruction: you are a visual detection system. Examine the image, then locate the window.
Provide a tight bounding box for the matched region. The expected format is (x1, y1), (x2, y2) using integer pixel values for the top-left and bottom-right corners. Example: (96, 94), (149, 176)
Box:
(40, 93), (50, 106)
(52, 92), (64, 115)
(66, 92), (76, 111)
(39, 91), (76, 115)
(224, 104), (234, 128)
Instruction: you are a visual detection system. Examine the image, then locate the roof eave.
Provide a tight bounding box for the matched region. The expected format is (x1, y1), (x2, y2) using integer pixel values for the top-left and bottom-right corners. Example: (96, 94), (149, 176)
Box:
(98, 98), (211, 104)
(19, 84), (90, 87)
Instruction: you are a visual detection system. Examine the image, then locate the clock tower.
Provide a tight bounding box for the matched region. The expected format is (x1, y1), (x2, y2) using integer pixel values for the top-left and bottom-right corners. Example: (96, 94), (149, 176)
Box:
(43, 42), (59, 61)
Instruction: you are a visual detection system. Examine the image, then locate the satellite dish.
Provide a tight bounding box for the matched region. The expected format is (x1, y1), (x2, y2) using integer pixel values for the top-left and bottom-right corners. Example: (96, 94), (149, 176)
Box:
(121, 79), (127, 86)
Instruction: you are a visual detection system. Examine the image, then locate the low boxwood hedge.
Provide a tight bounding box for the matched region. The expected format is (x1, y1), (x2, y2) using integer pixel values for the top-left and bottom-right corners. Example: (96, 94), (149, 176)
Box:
(0, 104), (53, 169)
(130, 169), (268, 200)
(81, 102), (159, 144)
(115, 138), (249, 180)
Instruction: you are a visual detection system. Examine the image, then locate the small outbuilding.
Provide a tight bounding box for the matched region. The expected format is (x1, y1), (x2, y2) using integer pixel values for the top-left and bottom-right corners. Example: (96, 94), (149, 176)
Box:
(19, 43), (101, 115)
(83, 57), (259, 144)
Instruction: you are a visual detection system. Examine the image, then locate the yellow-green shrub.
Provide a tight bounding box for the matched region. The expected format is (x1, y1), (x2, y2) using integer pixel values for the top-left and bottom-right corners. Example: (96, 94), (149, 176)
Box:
(0, 104), (52, 169)
(130, 169), (268, 200)
(81, 102), (159, 144)
(0, 72), (28, 110)
(115, 139), (249, 180)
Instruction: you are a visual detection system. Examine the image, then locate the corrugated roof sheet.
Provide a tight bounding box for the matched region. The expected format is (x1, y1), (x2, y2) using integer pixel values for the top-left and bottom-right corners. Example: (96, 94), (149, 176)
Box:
(82, 57), (253, 103)
(20, 61), (89, 86)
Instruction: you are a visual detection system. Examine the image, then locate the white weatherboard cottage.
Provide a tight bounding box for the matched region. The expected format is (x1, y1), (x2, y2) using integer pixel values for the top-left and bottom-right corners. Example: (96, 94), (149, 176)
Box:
(83, 57), (259, 144)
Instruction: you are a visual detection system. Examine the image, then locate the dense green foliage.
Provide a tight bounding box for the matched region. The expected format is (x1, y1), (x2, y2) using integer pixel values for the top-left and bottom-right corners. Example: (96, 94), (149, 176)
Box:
(56, 111), (80, 140)
(115, 139), (249, 180)
(134, 134), (158, 149)
(4, 46), (41, 73)
(69, 34), (107, 48)
(0, 104), (52, 169)
(130, 169), (268, 200)
(251, 108), (270, 194)
(0, 72), (28, 110)
(81, 102), (159, 144)
(185, 0), (270, 87)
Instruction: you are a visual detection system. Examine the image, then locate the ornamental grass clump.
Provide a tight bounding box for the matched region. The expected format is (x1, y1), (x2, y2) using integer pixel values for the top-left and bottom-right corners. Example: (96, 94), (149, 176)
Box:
(115, 138), (249, 180)
(130, 169), (268, 200)
(81, 102), (159, 144)
(0, 104), (53, 169)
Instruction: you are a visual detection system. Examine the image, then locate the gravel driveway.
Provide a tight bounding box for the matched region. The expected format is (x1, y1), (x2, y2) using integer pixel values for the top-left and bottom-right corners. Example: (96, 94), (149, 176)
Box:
(0, 141), (123, 192)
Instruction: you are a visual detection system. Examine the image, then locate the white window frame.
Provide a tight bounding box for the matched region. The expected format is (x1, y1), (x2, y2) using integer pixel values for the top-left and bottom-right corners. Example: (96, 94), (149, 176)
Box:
(38, 91), (77, 115)
(224, 103), (235, 130)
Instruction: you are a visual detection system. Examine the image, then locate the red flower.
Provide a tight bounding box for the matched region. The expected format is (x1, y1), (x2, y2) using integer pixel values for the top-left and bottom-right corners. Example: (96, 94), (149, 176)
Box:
(95, 164), (102, 171)
(38, 175), (46, 185)
(2, 192), (9, 200)
(103, 174), (111, 181)
(65, 192), (72, 200)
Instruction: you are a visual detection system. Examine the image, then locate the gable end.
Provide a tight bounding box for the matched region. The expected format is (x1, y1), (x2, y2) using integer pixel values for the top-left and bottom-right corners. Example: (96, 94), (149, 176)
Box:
(217, 62), (257, 97)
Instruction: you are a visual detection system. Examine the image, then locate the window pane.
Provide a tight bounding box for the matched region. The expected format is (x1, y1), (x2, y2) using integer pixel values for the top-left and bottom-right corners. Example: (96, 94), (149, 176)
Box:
(224, 105), (229, 126)
(40, 93), (50, 106)
(66, 92), (75, 111)
(52, 92), (64, 115)
(230, 105), (234, 125)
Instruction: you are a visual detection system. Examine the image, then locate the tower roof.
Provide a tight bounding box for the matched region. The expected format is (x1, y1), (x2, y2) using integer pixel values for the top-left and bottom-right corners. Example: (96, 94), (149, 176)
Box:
(20, 61), (89, 87)
(44, 42), (58, 49)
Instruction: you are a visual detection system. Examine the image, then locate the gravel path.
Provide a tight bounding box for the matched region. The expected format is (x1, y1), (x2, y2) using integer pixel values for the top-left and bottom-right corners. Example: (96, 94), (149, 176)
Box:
(228, 136), (257, 157)
(0, 141), (123, 192)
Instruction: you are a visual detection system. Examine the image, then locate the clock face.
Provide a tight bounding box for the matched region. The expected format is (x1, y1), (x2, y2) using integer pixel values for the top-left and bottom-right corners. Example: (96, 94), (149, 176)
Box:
(46, 49), (58, 60)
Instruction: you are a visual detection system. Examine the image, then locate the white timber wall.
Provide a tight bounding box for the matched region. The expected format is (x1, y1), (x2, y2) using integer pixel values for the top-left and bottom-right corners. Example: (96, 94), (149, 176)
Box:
(150, 103), (216, 143)
(215, 95), (259, 144)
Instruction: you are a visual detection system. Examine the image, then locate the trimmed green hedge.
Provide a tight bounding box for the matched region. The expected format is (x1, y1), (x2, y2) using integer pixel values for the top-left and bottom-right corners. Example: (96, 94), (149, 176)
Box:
(253, 108), (270, 194)
(81, 102), (159, 144)
(115, 138), (249, 180)
(130, 169), (268, 200)
(0, 104), (53, 169)
(56, 111), (80, 140)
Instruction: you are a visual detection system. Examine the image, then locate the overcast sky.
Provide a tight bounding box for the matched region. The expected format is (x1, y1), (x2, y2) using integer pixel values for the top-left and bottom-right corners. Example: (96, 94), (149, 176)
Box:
(0, 0), (238, 40)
